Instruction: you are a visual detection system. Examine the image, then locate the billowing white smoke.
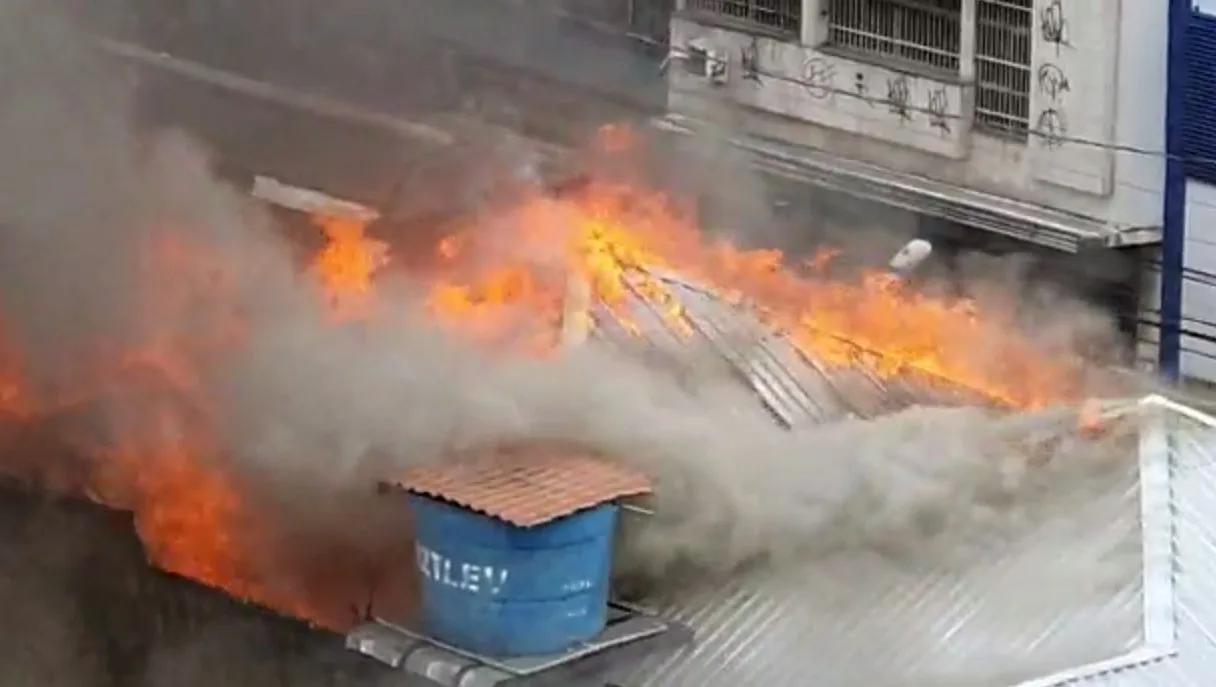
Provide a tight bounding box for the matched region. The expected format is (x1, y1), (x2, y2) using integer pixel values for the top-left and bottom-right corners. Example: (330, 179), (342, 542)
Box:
(0, 1), (1142, 648)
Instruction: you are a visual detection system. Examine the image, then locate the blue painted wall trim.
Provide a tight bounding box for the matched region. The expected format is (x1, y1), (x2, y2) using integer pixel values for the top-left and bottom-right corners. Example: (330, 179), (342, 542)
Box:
(1161, 0), (1191, 379)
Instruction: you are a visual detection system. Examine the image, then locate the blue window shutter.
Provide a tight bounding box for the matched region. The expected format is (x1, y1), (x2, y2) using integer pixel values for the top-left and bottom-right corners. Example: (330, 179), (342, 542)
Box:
(1184, 12), (1216, 183)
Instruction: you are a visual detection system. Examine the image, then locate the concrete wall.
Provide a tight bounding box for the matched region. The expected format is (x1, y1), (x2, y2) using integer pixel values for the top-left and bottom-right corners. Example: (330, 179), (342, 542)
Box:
(667, 0), (1167, 232)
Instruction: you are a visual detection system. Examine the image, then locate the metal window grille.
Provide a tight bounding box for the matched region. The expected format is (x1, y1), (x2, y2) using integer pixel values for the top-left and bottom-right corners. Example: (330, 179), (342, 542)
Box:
(974, 0), (1033, 140)
(825, 0), (961, 73)
(684, 0), (801, 34)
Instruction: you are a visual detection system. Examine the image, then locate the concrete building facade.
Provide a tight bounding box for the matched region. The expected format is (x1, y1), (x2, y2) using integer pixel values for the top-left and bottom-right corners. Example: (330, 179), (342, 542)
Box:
(661, 0), (1169, 365)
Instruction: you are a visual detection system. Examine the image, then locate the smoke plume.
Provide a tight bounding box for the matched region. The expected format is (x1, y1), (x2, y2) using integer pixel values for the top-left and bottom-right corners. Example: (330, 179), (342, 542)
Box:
(0, 2), (1149, 685)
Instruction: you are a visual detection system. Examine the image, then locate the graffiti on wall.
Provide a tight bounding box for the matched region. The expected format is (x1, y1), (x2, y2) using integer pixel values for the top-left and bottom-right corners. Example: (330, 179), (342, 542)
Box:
(1033, 0), (1077, 149)
(926, 87), (950, 134)
(1039, 0), (1071, 54)
(1035, 62), (1070, 148)
(886, 74), (913, 122)
(780, 48), (959, 139)
(853, 71), (874, 106)
(799, 53), (958, 132)
(802, 56), (836, 100)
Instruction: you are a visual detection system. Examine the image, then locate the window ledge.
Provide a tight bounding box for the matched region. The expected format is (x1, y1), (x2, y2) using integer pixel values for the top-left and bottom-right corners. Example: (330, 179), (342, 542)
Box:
(973, 126), (1030, 146)
(674, 9), (799, 43)
(814, 43), (968, 86)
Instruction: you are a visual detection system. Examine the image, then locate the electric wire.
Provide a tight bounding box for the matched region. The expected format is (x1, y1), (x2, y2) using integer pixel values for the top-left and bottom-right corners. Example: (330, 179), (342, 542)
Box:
(104, 6), (1216, 365)
(511, 3), (1216, 361)
(528, 2), (1216, 164)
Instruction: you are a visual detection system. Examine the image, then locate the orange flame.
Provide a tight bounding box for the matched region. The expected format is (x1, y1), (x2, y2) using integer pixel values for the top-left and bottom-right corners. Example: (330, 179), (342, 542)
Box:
(390, 177), (1085, 408)
(0, 127), (1102, 633)
(311, 215), (389, 321)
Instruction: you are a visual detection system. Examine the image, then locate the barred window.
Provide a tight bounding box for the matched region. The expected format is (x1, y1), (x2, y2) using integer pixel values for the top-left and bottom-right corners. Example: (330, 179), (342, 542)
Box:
(825, 0), (961, 73)
(684, 0), (801, 34)
(974, 0), (1033, 140)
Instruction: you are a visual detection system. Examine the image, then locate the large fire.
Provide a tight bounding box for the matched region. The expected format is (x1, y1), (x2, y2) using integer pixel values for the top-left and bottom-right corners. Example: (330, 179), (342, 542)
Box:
(0, 129), (1099, 630)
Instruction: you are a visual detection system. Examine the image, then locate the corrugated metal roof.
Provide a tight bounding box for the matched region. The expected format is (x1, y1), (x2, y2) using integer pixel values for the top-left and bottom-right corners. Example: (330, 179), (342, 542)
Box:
(619, 462), (1142, 685)
(604, 420), (1147, 687)
(1006, 396), (1216, 687)
(390, 444), (651, 527)
(591, 269), (984, 428)
(583, 273), (1168, 687)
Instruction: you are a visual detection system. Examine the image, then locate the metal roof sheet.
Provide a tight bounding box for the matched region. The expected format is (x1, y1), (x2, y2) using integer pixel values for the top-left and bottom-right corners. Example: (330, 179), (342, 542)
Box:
(600, 410), (1148, 687)
(390, 444), (652, 527)
(580, 274), (1179, 687)
(591, 269), (983, 428)
(1016, 396), (1216, 687)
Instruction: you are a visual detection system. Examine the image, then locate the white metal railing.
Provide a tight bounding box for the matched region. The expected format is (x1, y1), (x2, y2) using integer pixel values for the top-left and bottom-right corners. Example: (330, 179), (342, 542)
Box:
(825, 0), (962, 73)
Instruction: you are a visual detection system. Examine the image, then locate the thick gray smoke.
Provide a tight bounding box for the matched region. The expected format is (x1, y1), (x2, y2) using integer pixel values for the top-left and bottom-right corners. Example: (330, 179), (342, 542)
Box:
(0, 2), (1150, 684)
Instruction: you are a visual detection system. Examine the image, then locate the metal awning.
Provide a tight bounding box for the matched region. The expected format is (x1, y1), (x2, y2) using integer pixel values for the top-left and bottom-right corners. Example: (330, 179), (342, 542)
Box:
(650, 114), (1162, 254)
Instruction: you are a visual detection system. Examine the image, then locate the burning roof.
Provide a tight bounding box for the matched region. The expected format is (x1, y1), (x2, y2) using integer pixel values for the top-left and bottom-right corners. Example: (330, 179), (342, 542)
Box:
(0, 5), (1184, 682)
(353, 167), (1147, 685)
(560, 256), (1148, 687)
(589, 269), (988, 427)
(0, 125), (1149, 686)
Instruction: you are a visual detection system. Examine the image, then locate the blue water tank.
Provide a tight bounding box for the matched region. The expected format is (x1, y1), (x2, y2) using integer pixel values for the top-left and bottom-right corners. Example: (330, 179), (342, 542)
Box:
(409, 495), (619, 657)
